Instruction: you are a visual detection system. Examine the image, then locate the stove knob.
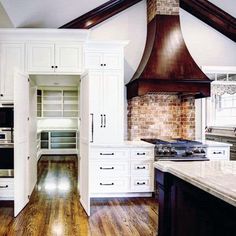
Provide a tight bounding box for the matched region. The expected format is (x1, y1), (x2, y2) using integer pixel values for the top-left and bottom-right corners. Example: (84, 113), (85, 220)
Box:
(158, 149), (164, 155)
(170, 148), (177, 154)
(200, 149), (206, 153)
(163, 149), (170, 155)
(185, 150), (193, 156)
(193, 148), (200, 153)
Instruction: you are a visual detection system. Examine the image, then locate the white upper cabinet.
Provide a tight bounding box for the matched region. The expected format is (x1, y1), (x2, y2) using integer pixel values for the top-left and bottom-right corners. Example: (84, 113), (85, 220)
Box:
(0, 43), (25, 101)
(85, 51), (122, 70)
(55, 44), (83, 73)
(27, 42), (83, 74)
(27, 43), (54, 73)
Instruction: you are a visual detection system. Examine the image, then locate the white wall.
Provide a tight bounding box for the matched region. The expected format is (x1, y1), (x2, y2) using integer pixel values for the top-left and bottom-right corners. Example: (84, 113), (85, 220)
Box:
(0, 3), (13, 27)
(90, 0), (147, 84)
(180, 9), (236, 67)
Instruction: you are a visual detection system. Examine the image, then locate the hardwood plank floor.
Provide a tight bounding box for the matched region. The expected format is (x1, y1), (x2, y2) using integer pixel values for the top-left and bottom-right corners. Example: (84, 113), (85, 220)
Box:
(0, 155), (158, 236)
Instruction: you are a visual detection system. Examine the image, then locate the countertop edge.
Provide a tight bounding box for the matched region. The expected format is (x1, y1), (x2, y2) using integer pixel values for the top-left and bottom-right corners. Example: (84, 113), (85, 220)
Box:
(154, 162), (236, 207)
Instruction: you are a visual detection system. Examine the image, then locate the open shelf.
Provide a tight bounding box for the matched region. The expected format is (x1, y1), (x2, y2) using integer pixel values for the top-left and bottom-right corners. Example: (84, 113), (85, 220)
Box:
(37, 89), (79, 118)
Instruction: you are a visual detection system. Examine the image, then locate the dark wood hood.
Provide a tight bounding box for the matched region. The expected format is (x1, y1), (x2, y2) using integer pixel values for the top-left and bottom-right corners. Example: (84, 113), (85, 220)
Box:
(126, 15), (211, 99)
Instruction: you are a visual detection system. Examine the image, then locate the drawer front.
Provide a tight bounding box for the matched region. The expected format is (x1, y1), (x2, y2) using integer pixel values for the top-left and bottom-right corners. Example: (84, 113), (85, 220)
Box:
(131, 148), (154, 160)
(90, 161), (129, 177)
(90, 177), (129, 193)
(131, 160), (153, 176)
(91, 148), (129, 160)
(207, 148), (229, 160)
(130, 177), (154, 192)
(0, 179), (14, 198)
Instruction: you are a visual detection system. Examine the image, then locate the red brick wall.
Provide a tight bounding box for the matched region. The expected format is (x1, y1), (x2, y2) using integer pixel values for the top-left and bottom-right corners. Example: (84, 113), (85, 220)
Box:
(127, 94), (195, 141)
(147, 0), (179, 22)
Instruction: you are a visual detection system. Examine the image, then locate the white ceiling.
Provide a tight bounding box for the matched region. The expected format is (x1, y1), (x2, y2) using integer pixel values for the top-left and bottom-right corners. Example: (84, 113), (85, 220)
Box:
(0, 0), (107, 28)
(0, 0), (235, 29)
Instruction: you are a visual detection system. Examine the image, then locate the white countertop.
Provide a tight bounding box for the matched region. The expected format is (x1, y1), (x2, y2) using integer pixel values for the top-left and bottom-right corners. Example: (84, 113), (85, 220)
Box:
(90, 141), (155, 148)
(154, 160), (236, 207)
(201, 140), (232, 147)
(37, 128), (78, 133)
(206, 132), (236, 138)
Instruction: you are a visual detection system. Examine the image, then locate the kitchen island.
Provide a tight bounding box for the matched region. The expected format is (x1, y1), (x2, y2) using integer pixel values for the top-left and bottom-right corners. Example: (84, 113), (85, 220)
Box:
(154, 161), (236, 236)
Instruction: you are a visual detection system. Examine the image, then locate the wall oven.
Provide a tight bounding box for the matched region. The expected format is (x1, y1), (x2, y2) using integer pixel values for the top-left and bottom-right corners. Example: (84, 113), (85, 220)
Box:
(0, 107), (14, 128)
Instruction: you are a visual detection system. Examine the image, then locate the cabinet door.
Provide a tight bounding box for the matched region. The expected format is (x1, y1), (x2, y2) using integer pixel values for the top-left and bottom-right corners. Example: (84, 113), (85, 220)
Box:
(55, 43), (83, 73)
(14, 71), (30, 217)
(89, 71), (105, 143)
(102, 71), (123, 143)
(0, 43), (24, 100)
(103, 52), (122, 70)
(85, 52), (103, 70)
(27, 43), (55, 73)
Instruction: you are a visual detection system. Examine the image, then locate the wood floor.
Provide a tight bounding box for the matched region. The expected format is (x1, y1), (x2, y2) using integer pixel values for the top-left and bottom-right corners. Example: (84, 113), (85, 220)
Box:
(0, 155), (158, 236)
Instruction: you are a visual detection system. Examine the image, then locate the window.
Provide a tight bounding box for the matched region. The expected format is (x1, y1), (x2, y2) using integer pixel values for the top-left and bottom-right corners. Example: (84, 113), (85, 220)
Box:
(202, 67), (236, 127)
(211, 93), (236, 126)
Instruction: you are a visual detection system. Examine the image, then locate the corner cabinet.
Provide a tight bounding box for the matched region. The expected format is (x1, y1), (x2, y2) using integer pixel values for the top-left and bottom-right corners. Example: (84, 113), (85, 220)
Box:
(0, 43), (25, 101)
(26, 42), (83, 74)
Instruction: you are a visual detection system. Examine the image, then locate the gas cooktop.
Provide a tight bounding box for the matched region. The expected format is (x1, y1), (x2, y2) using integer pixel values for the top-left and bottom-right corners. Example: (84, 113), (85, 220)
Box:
(142, 138), (209, 161)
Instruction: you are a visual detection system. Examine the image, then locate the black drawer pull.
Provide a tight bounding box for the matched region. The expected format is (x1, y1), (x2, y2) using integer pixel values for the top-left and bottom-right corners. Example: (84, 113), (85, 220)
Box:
(100, 167), (114, 170)
(137, 182), (146, 185)
(100, 153), (114, 156)
(137, 166), (146, 170)
(213, 151), (222, 154)
(137, 152), (146, 156)
(100, 183), (114, 186)
(0, 185), (8, 188)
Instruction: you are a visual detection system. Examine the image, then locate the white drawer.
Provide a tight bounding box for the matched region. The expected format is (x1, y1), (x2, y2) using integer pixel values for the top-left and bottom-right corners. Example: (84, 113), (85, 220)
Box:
(131, 148), (154, 160)
(0, 178), (14, 199)
(90, 161), (129, 177)
(91, 148), (129, 160)
(130, 176), (153, 192)
(131, 160), (153, 176)
(90, 177), (129, 193)
(207, 147), (229, 160)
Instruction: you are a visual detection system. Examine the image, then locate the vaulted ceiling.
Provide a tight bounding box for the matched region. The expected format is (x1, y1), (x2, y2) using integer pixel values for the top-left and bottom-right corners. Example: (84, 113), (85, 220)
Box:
(0, 0), (235, 28)
(0, 0), (108, 28)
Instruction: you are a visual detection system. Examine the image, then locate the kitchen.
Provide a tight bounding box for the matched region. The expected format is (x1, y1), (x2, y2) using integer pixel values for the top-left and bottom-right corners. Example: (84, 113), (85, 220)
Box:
(0, 0), (235, 235)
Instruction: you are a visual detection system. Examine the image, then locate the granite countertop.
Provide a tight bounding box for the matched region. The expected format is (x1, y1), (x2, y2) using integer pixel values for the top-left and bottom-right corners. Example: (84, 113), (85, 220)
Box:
(154, 161), (236, 207)
(90, 141), (155, 148)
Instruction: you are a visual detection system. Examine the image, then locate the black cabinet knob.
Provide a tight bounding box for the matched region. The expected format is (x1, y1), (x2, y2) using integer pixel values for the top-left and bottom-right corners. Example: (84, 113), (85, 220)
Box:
(55, 66), (58, 68)
(51, 66), (54, 68)
(0, 94), (3, 97)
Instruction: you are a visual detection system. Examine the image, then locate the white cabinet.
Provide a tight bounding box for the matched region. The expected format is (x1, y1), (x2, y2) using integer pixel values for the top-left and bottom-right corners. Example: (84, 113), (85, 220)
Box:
(0, 43), (25, 101)
(89, 145), (154, 196)
(81, 70), (123, 144)
(85, 51), (122, 70)
(0, 178), (14, 200)
(206, 146), (230, 160)
(27, 43), (83, 74)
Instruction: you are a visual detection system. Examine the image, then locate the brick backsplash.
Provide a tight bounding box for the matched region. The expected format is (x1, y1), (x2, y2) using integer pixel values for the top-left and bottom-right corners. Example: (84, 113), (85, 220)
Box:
(147, 0), (179, 22)
(127, 94), (195, 141)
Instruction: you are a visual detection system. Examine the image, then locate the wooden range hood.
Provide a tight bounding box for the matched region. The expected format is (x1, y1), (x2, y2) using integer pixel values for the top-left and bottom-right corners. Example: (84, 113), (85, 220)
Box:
(126, 1), (211, 100)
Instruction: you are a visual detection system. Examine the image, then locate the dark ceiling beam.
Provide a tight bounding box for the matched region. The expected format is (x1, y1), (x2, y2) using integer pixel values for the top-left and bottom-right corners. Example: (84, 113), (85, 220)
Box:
(180, 0), (236, 42)
(60, 0), (236, 42)
(59, 0), (142, 29)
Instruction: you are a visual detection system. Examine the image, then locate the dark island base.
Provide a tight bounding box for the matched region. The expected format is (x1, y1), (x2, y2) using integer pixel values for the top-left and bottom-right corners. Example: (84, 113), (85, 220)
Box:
(155, 169), (236, 236)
